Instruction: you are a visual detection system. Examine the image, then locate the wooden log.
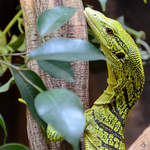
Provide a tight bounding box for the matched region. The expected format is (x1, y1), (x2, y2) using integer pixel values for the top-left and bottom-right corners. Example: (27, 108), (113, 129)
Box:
(20, 0), (88, 149)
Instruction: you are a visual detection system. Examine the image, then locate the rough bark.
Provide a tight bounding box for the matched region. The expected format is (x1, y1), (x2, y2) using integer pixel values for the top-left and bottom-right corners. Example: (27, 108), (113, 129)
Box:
(19, 0), (88, 150)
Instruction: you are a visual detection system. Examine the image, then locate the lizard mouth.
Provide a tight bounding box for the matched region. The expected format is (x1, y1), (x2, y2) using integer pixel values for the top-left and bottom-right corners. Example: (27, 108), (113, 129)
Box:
(84, 8), (100, 39)
(84, 8), (109, 53)
(84, 8), (109, 47)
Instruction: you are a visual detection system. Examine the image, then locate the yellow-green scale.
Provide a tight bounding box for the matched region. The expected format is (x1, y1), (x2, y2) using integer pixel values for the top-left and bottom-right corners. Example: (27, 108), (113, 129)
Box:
(84, 62), (144, 149)
(84, 7), (145, 150)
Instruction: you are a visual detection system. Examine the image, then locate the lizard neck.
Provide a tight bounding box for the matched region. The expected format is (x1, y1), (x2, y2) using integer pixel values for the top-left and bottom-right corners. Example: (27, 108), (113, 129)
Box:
(84, 60), (144, 149)
(111, 63), (144, 123)
(93, 52), (145, 124)
(94, 52), (144, 107)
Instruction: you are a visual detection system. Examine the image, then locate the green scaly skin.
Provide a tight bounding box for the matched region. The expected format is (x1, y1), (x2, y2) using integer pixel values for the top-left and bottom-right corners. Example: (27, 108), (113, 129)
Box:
(84, 8), (145, 150)
(47, 7), (145, 150)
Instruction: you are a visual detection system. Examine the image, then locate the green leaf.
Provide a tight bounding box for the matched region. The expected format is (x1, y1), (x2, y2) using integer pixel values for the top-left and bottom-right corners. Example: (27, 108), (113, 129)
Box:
(98, 0), (108, 12)
(37, 6), (76, 37)
(0, 114), (7, 144)
(0, 63), (8, 77)
(18, 38), (26, 52)
(0, 44), (12, 76)
(0, 56), (11, 76)
(8, 34), (25, 51)
(38, 60), (74, 82)
(0, 77), (14, 93)
(12, 69), (47, 128)
(144, 0), (147, 4)
(29, 37), (105, 61)
(8, 35), (18, 43)
(0, 31), (6, 45)
(35, 88), (85, 150)
(0, 143), (29, 150)
(0, 45), (9, 54)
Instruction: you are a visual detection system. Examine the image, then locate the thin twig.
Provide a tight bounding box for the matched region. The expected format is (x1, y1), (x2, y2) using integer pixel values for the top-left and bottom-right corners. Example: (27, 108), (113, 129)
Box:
(18, 70), (44, 93)
(136, 38), (150, 57)
(0, 59), (21, 70)
(3, 9), (23, 35)
(0, 52), (28, 57)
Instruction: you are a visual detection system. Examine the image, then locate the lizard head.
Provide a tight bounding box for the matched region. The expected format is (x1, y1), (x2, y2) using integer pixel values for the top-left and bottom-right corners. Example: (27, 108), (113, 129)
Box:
(84, 7), (137, 67)
(84, 7), (144, 93)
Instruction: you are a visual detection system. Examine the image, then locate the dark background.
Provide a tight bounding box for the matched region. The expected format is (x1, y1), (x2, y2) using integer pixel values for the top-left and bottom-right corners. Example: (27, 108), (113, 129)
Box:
(0, 0), (150, 148)
(0, 0), (28, 146)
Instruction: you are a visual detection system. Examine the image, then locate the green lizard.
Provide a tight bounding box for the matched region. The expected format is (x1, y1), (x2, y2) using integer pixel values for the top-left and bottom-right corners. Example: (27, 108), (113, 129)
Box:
(84, 7), (145, 150)
(46, 7), (145, 150)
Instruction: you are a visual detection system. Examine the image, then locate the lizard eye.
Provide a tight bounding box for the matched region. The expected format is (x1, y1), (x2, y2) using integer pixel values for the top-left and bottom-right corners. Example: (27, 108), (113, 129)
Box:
(106, 27), (114, 35)
(116, 52), (125, 59)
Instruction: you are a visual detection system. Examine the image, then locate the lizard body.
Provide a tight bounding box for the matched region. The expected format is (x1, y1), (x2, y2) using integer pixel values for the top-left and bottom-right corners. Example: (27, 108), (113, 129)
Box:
(47, 7), (145, 150)
(84, 8), (145, 150)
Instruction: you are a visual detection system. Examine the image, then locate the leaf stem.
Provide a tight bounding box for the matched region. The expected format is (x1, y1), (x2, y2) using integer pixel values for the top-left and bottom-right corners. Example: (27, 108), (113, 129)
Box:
(0, 59), (21, 70)
(124, 25), (145, 40)
(136, 38), (150, 57)
(3, 9), (22, 35)
(18, 71), (44, 93)
(0, 60), (43, 93)
(0, 52), (28, 57)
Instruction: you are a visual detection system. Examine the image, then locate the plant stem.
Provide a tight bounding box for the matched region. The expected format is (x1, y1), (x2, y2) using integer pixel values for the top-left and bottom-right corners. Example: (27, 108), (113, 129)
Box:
(0, 52), (28, 57)
(1, 60), (43, 93)
(3, 9), (22, 35)
(18, 71), (44, 93)
(0, 59), (21, 70)
(124, 25), (145, 40)
(136, 38), (150, 57)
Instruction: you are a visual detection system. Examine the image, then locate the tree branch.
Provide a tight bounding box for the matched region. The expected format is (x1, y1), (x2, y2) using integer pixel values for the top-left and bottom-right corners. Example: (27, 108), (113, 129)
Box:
(128, 125), (150, 150)
(20, 0), (88, 150)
